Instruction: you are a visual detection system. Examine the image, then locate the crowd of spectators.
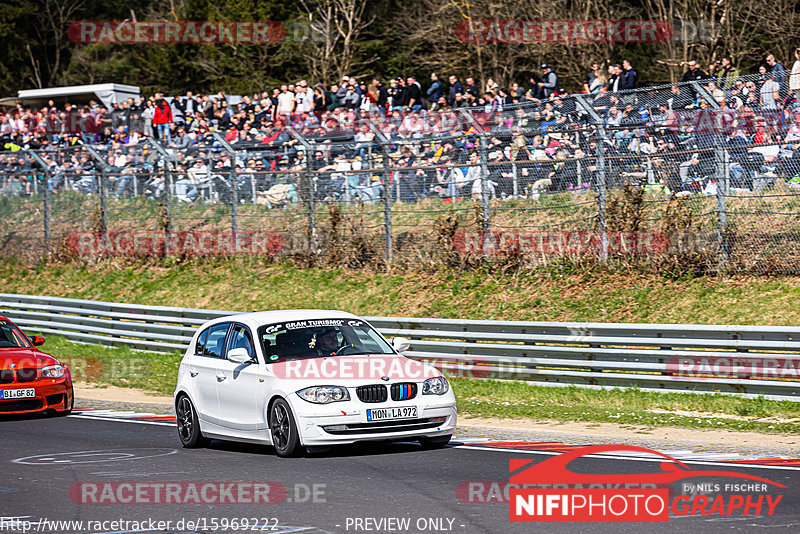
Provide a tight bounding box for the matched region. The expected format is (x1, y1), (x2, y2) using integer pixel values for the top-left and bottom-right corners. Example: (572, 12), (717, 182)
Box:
(3, 51), (800, 202)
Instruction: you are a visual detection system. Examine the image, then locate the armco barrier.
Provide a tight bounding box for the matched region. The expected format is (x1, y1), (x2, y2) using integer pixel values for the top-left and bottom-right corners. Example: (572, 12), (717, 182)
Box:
(1, 293), (799, 401)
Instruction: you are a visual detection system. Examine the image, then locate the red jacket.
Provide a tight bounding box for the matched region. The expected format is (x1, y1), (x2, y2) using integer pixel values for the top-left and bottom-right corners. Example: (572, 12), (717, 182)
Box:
(153, 100), (173, 125)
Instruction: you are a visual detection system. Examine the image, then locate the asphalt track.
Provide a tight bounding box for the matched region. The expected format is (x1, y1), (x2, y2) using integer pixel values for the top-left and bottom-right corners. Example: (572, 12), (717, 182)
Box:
(1, 413), (799, 534)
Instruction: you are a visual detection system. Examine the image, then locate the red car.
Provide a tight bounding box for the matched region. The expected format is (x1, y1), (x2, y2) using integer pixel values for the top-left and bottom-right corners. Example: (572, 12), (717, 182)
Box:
(0, 316), (73, 416)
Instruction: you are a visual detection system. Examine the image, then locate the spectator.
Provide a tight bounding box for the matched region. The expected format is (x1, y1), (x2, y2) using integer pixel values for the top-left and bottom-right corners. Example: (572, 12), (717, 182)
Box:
(448, 75), (464, 106)
(583, 61), (600, 94)
(277, 84), (295, 116)
(372, 77), (388, 110)
(538, 64), (560, 98)
(342, 84), (361, 109)
(791, 48), (800, 100)
(766, 53), (787, 89)
(682, 60), (708, 83)
(294, 81), (313, 114)
(427, 73), (444, 105)
(760, 70), (781, 110)
(404, 76), (423, 111)
(709, 56), (740, 89)
(621, 59), (638, 90)
(609, 64), (622, 92)
(153, 97), (174, 142)
(464, 77), (480, 99)
(388, 78), (405, 110)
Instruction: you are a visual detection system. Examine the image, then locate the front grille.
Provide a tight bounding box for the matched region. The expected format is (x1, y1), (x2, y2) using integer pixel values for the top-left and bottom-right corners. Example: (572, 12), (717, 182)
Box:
(16, 368), (37, 382)
(390, 383), (417, 401)
(356, 384), (388, 403)
(0, 370), (13, 384)
(0, 398), (43, 412)
(322, 418), (441, 435)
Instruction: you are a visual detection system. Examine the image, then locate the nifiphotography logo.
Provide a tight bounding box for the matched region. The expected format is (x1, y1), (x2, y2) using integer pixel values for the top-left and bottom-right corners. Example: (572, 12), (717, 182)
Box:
(508, 445), (785, 522)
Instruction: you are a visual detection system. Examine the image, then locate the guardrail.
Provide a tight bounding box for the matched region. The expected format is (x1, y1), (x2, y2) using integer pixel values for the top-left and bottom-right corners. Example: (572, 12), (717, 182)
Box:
(2, 293), (799, 401)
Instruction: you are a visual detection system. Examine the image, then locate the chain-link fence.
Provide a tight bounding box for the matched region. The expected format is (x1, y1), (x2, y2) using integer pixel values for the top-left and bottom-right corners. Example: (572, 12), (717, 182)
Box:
(3, 74), (800, 272)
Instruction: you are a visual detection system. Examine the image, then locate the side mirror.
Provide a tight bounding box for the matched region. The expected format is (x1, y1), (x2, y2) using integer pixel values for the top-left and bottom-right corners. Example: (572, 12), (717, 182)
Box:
(227, 347), (254, 364)
(31, 336), (45, 347)
(392, 336), (411, 353)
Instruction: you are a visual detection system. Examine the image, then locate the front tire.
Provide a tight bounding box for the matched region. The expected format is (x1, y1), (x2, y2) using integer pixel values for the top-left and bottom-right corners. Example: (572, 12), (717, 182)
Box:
(270, 398), (301, 457)
(176, 396), (209, 448)
(419, 435), (452, 449)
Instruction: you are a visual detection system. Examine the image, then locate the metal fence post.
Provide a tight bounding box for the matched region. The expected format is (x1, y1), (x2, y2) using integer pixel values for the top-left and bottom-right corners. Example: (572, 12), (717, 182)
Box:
(479, 133), (491, 246)
(25, 149), (53, 258)
(368, 124), (394, 265)
(597, 126), (608, 263)
(211, 132), (238, 236)
(307, 167), (316, 255)
(716, 144), (730, 269)
(512, 162), (518, 199)
(693, 82), (728, 270)
(150, 140), (176, 234)
(83, 145), (109, 234)
(574, 95), (607, 263)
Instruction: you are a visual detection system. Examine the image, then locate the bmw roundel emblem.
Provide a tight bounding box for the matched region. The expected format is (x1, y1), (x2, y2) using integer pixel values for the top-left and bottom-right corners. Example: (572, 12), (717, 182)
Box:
(381, 376), (390, 381)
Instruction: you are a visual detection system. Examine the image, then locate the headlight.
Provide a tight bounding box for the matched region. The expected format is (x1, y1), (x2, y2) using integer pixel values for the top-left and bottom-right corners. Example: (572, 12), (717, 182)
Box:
(41, 364), (65, 379)
(422, 377), (449, 395)
(296, 386), (350, 404)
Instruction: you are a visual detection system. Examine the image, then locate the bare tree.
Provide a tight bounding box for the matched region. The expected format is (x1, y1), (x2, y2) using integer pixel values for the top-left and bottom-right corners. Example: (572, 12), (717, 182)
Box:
(297, 0), (375, 84)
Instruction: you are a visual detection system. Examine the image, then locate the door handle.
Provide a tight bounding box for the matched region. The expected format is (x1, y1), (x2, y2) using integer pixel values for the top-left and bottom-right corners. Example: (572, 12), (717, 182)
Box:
(189, 369), (198, 377)
(216, 372), (227, 382)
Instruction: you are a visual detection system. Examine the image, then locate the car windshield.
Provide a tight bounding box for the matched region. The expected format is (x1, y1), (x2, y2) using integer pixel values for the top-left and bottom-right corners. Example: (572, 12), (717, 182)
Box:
(0, 320), (32, 349)
(257, 318), (394, 361)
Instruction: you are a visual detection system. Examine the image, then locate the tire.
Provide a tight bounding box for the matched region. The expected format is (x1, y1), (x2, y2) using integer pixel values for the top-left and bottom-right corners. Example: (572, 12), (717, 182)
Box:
(270, 398), (301, 458)
(176, 395), (209, 448)
(419, 435), (452, 449)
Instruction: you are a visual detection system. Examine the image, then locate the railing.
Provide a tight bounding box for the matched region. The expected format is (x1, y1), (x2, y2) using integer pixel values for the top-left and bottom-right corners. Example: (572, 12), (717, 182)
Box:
(2, 293), (799, 401)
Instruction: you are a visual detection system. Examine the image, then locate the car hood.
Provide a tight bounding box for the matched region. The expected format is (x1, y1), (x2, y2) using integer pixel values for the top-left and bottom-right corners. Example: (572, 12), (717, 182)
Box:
(266, 353), (444, 389)
(0, 348), (59, 369)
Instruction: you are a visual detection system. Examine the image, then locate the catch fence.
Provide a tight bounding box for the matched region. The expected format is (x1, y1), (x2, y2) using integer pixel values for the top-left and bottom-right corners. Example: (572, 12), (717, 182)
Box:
(3, 75), (800, 272)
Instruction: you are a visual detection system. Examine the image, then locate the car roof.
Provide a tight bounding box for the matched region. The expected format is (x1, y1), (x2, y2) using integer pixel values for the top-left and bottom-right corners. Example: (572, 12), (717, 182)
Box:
(206, 309), (362, 329)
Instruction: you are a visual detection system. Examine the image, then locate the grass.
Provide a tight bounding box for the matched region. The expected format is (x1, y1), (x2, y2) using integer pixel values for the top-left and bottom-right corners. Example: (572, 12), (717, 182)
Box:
(3, 259), (800, 325)
(32, 334), (800, 434)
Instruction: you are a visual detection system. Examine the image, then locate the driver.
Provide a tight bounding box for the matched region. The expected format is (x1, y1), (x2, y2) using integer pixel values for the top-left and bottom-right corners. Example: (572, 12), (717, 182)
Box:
(315, 327), (340, 356)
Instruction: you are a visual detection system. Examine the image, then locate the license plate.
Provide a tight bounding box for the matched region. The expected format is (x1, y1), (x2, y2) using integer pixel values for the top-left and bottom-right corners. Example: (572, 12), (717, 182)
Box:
(367, 406), (417, 422)
(1, 388), (35, 400)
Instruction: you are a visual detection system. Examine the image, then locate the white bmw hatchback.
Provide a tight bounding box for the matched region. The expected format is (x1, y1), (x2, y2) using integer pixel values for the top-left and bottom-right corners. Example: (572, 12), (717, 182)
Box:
(174, 310), (457, 457)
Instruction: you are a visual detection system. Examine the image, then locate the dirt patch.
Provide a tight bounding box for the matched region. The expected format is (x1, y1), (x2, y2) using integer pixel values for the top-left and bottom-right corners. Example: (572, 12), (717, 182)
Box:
(74, 382), (173, 405)
(459, 416), (800, 455)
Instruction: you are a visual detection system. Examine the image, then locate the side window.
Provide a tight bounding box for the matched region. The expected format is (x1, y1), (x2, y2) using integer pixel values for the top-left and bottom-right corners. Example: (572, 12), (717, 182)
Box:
(201, 323), (231, 359)
(194, 328), (210, 356)
(227, 324), (255, 360)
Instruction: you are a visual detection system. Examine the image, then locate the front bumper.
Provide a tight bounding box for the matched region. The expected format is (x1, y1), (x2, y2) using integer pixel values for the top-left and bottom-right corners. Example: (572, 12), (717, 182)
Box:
(0, 380), (73, 414)
(294, 402), (457, 446)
